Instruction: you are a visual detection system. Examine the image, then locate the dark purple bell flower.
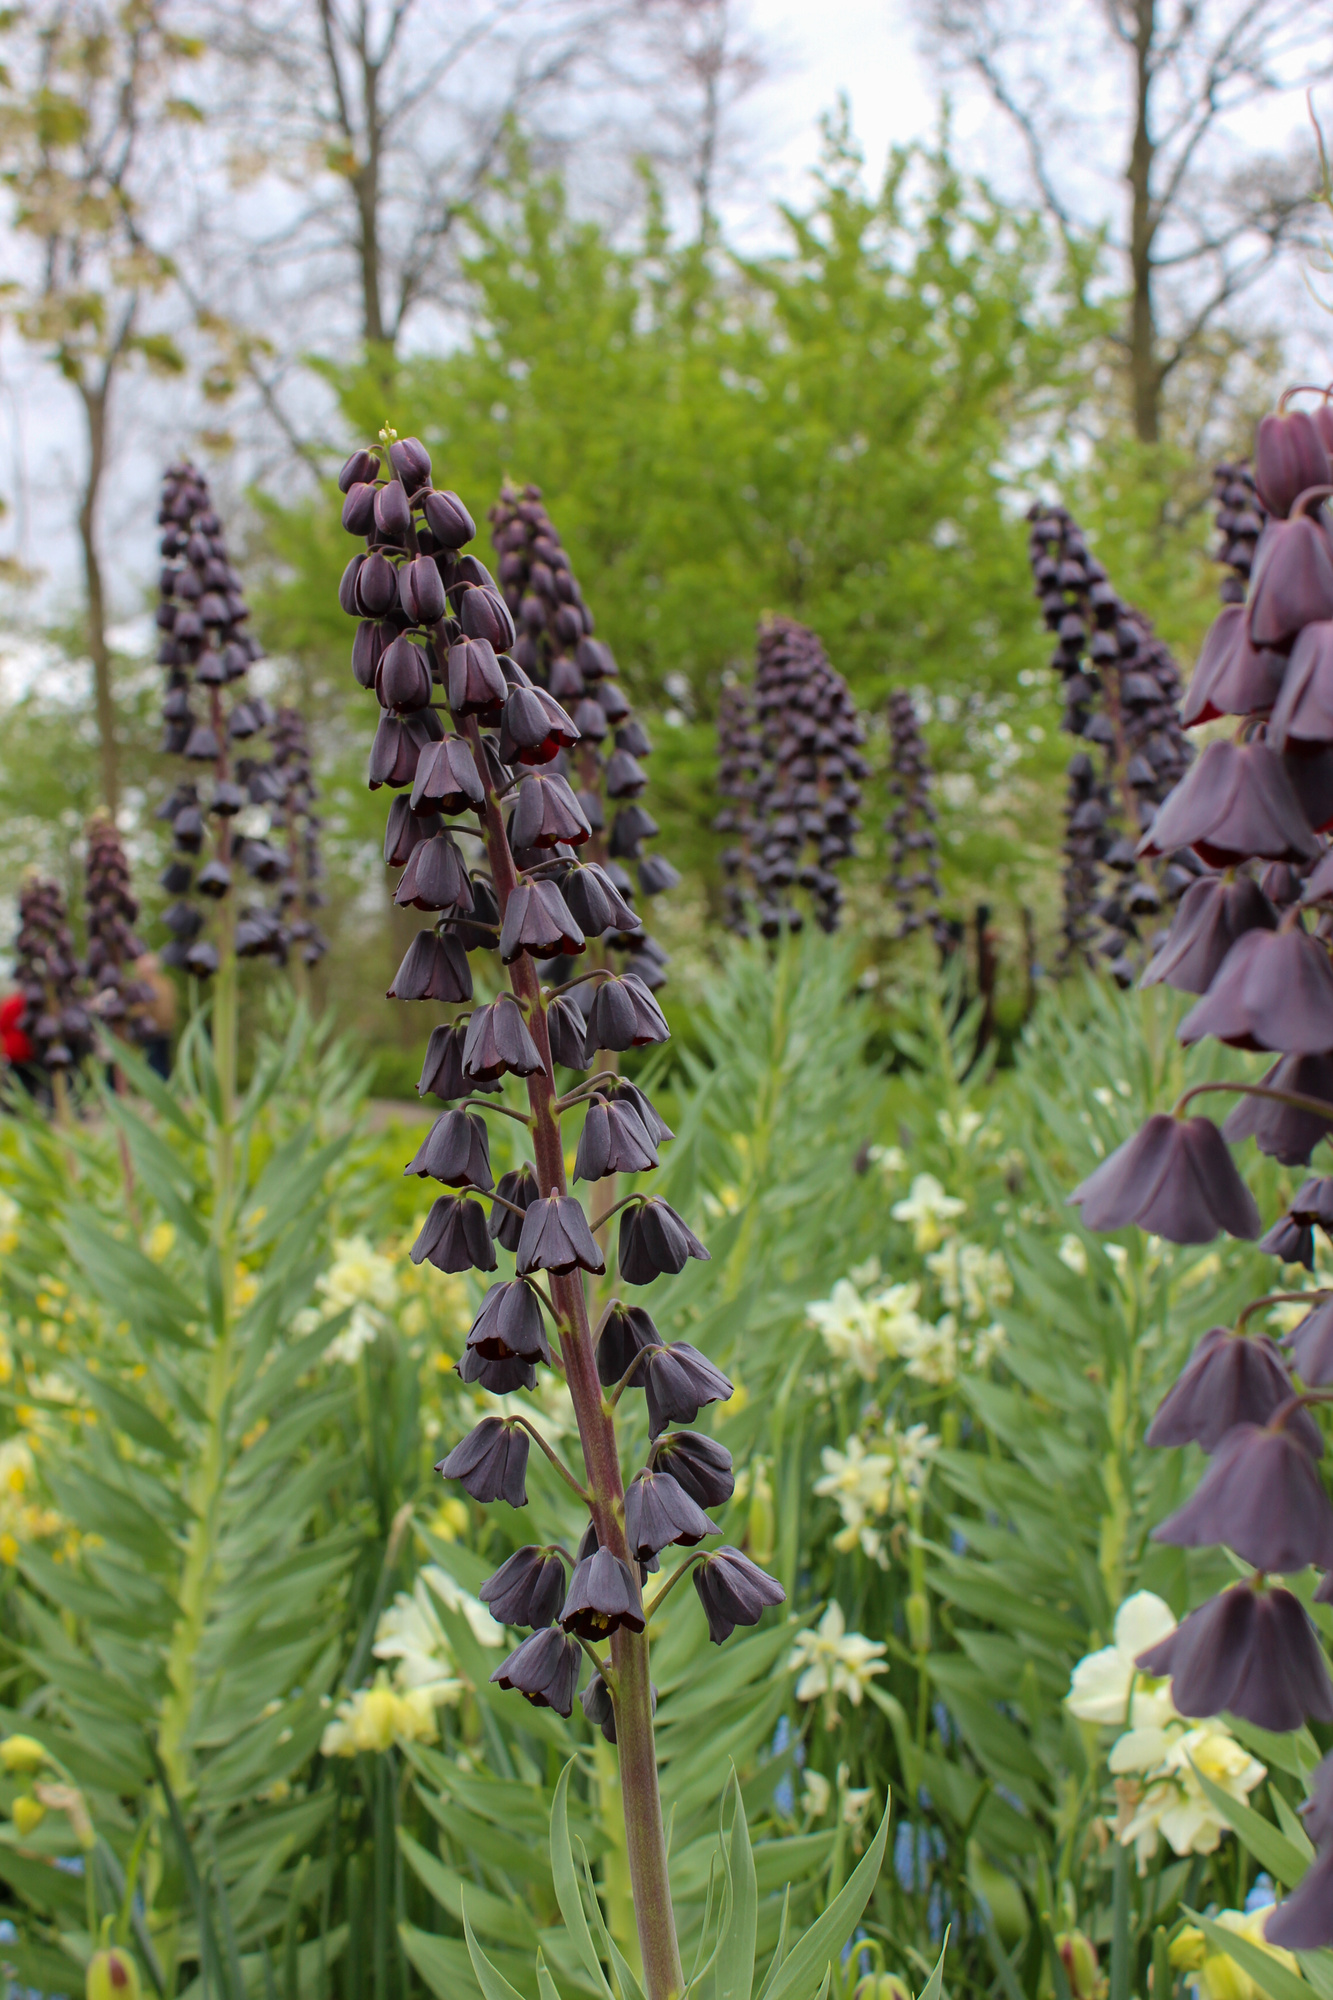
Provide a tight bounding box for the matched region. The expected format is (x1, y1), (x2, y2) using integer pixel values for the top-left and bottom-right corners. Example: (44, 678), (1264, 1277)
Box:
(351, 618), (388, 688)
(369, 710), (443, 790)
(560, 1547), (644, 1639)
(1146, 1326), (1320, 1454)
(581, 1672), (616, 1741)
(608, 1079), (673, 1145)
(467, 1280), (549, 1363)
(1299, 1749), (1333, 1847)
(374, 479), (412, 545)
(411, 1196), (496, 1274)
(516, 1195), (606, 1276)
(437, 1417), (529, 1506)
(1258, 1212), (1316, 1267)
(546, 992), (590, 1069)
(404, 1108), (493, 1189)
(1290, 1175), (1333, 1225)
(1254, 408), (1331, 520)
(641, 1343), (732, 1436)
(1248, 514), (1333, 650)
(499, 880), (584, 963)
(355, 551), (399, 618)
(1153, 1421), (1333, 1571)
(1223, 1050), (1333, 1165)
(384, 795), (442, 867)
(1138, 740), (1317, 868)
(480, 1546), (566, 1628)
(649, 1429), (735, 1507)
(419, 1022), (497, 1101)
(389, 436), (432, 494)
(1181, 605), (1286, 726)
(1068, 1114), (1260, 1244)
(447, 637), (507, 717)
(341, 481), (377, 535)
(575, 1098), (658, 1181)
(1136, 1581), (1333, 1732)
(562, 862), (640, 937)
(338, 447), (377, 493)
(490, 1164), (539, 1252)
(489, 1626), (580, 1714)
(459, 583), (517, 652)
(623, 1468), (717, 1560)
(500, 685), (579, 766)
(410, 736), (486, 815)
(1267, 1843), (1333, 1950)
(394, 832), (474, 913)
(1140, 876), (1277, 996)
(593, 1300), (659, 1386)
(620, 1198), (711, 1284)
(587, 972), (669, 1052)
(1179, 926), (1333, 1055)
(640, 855), (681, 897)
(463, 995), (543, 1081)
(693, 1547), (785, 1645)
(423, 488), (476, 548)
(387, 929), (473, 1003)
(509, 772), (591, 850)
(397, 555), (448, 630)
(1269, 618), (1333, 748)
(339, 552), (366, 614)
(1286, 1297), (1333, 1383)
(458, 1346), (535, 1394)
(377, 635), (432, 712)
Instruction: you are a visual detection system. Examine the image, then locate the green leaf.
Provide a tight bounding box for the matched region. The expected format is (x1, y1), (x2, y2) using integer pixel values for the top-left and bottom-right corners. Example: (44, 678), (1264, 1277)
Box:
(762, 1796), (890, 2000)
(550, 1759), (615, 2000)
(575, 1839), (646, 2000)
(1186, 1910), (1312, 2000)
(537, 1958), (561, 2000)
(715, 1777), (757, 2000)
(462, 1906), (528, 2000)
(1187, 1756), (1311, 1888)
(916, 1933), (950, 2000)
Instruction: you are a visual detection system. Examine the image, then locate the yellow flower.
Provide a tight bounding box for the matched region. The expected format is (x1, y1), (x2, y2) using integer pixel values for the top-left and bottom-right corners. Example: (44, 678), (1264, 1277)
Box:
(890, 1174), (966, 1252)
(1173, 1909), (1300, 2000)
(0, 1734), (48, 1773)
(427, 1497), (470, 1542)
(319, 1676), (440, 1757)
(143, 1222), (175, 1263)
(11, 1795), (45, 1833)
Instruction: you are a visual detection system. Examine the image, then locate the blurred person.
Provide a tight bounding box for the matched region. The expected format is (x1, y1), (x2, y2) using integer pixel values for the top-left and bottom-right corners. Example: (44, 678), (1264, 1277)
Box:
(131, 955), (177, 1079)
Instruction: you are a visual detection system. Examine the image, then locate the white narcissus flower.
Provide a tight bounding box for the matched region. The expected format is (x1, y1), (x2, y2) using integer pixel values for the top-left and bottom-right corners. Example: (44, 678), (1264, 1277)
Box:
(891, 1174), (966, 1252)
(788, 1603), (887, 1719)
(1066, 1591), (1178, 1729)
(814, 1437), (891, 1552)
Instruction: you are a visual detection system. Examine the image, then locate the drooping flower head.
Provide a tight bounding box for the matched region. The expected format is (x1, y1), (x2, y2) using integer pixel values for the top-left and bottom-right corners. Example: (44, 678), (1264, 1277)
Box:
(81, 814), (153, 1040)
(10, 876), (92, 1073)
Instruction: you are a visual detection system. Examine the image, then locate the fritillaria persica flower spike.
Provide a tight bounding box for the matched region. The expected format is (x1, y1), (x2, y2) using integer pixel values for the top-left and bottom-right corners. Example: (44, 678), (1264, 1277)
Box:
(1025, 503), (1192, 980)
(82, 815), (154, 1040)
(884, 688), (945, 944)
(1064, 391), (1333, 1944)
(715, 618), (866, 935)
(11, 876), (93, 1077)
(154, 462), (295, 976)
(336, 428), (784, 1999)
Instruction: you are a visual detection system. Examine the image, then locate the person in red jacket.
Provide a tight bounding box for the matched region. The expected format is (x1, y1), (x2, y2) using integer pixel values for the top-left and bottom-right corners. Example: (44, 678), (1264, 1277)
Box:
(0, 991), (42, 1101)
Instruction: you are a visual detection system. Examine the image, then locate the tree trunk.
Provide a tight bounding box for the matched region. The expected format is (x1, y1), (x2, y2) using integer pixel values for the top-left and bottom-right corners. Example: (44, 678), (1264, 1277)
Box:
(1127, 0), (1159, 443)
(76, 375), (118, 813)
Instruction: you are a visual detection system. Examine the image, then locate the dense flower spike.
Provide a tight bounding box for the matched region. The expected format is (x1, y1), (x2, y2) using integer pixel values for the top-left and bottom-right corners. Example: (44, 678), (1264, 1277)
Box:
(266, 709), (328, 967)
(883, 688), (945, 942)
(714, 617), (867, 935)
(82, 815), (152, 1037)
(336, 431), (779, 1991)
(10, 877), (92, 1074)
(488, 480), (673, 1000)
(154, 462), (291, 974)
(1085, 399), (1333, 1918)
(1024, 504), (1192, 979)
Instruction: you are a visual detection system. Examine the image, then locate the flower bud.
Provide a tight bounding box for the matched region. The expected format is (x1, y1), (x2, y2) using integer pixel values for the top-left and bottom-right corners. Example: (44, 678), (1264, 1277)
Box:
(87, 1950), (142, 2000)
(1255, 408), (1331, 519)
(338, 447), (378, 493)
(1055, 1932), (1100, 2000)
(423, 488), (476, 548)
(389, 436), (431, 493)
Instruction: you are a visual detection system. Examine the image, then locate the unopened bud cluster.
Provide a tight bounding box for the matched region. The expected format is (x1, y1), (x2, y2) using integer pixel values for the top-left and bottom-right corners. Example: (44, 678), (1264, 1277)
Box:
(1069, 388), (1333, 1950)
(153, 463), (290, 972)
(1025, 504), (1193, 980)
(715, 617), (865, 935)
(883, 688), (943, 942)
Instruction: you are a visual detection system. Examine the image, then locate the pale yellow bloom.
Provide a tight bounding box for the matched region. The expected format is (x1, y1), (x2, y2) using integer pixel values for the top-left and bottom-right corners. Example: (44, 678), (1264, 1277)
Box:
(1171, 1909), (1299, 2000)
(0, 1192), (20, 1258)
(789, 1603), (887, 1719)
(315, 1236), (400, 1365)
(320, 1676), (439, 1757)
(1058, 1235), (1088, 1275)
(1066, 1592), (1178, 1730)
(0, 1734), (48, 1773)
(11, 1796), (44, 1834)
(891, 1174), (965, 1252)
